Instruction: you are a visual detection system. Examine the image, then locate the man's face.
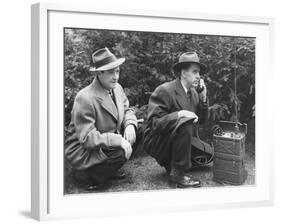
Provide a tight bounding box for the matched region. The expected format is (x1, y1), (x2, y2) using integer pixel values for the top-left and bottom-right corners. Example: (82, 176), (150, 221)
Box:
(181, 63), (201, 87)
(98, 66), (120, 90)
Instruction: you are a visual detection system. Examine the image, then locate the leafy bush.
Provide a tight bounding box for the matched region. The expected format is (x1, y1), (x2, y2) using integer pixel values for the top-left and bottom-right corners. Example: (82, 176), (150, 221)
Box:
(64, 29), (255, 129)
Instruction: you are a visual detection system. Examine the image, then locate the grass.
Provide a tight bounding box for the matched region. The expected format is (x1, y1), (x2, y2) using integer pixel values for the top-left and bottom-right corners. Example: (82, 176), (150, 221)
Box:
(64, 147), (255, 194)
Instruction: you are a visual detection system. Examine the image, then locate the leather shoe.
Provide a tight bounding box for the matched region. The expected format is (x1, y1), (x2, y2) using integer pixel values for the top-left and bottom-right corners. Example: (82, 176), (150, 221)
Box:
(72, 171), (104, 190)
(170, 174), (201, 188)
(74, 178), (104, 191)
(111, 170), (126, 180)
(85, 182), (104, 191)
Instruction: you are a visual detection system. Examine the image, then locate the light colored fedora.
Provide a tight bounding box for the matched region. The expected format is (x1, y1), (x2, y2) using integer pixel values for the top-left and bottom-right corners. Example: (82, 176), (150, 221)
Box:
(173, 52), (207, 74)
(90, 47), (125, 71)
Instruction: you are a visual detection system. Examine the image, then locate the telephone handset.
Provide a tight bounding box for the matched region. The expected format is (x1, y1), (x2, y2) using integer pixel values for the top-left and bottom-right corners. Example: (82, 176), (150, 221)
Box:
(196, 79), (205, 93)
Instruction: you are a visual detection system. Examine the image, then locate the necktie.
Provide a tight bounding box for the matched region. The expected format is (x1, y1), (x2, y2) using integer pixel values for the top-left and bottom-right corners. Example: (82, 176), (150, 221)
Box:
(109, 90), (116, 106)
(186, 90), (191, 99)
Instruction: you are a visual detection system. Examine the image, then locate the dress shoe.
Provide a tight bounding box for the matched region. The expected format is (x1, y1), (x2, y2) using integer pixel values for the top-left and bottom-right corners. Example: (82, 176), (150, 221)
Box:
(74, 178), (104, 191)
(111, 170), (126, 180)
(72, 171), (104, 190)
(169, 168), (201, 188)
(85, 182), (104, 191)
(170, 174), (201, 188)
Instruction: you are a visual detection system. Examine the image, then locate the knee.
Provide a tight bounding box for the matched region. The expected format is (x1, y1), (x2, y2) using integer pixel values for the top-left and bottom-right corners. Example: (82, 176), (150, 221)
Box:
(176, 122), (192, 135)
(112, 147), (127, 164)
(102, 147), (126, 164)
(118, 148), (127, 163)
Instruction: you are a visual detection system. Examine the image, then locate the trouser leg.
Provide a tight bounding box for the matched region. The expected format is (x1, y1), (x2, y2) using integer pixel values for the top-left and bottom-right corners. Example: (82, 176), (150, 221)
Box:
(84, 147), (126, 184)
(170, 122), (193, 172)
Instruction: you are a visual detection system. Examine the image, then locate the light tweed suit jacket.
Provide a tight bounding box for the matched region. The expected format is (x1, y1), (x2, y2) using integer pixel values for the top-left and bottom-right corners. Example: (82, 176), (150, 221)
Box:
(65, 77), (137, 170)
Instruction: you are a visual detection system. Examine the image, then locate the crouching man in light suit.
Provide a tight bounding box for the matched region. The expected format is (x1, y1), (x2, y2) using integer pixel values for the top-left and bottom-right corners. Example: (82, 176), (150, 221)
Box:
(65, 48), (137, 190)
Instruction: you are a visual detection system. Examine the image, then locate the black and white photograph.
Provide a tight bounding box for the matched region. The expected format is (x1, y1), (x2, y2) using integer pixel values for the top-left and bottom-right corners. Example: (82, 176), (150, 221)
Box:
(63, 28), (255, 194)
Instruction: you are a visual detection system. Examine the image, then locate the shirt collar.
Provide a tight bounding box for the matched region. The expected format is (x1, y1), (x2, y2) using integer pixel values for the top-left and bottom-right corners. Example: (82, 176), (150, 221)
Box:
(180, 80), (190, 94)
(96, 75), (112, 95)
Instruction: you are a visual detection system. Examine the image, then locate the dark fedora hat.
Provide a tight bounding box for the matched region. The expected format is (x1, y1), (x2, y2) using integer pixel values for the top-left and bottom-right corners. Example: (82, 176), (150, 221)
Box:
(90, 47), (125, 71)
(173, 52), (207, 74)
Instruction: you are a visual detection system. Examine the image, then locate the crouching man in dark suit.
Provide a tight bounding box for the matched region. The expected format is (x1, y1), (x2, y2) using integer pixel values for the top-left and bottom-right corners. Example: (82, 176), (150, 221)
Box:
(65, 48), (137, 190)
(143, 52), (209, 188)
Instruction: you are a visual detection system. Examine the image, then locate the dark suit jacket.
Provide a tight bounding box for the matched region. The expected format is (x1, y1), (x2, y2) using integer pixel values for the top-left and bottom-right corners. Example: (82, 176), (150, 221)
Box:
(65, 77), (137, 170)
(143, 78), (209, 167)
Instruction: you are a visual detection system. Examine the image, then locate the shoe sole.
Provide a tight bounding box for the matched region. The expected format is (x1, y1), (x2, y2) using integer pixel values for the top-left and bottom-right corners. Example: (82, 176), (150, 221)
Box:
(86, 184), (104, 191)
(169, 180), (201, 188)
(177, 183), (201, 188)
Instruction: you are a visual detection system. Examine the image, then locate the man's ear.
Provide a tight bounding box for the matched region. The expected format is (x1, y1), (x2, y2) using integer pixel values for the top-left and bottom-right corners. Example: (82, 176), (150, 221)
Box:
(179, 69), (184, 79)
(96, 71), (102, 78)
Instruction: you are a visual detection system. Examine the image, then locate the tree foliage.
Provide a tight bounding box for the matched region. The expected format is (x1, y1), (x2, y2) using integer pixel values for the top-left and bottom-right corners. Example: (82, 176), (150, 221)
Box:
(64, 28), (255, 128)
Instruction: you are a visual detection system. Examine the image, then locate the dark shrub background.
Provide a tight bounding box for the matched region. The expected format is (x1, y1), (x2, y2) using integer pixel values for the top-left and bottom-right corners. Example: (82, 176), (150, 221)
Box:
(64, 28), (255, 148)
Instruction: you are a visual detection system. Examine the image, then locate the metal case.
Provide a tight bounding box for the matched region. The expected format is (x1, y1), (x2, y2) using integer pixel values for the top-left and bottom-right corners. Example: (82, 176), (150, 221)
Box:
(213, 121), (248, 185)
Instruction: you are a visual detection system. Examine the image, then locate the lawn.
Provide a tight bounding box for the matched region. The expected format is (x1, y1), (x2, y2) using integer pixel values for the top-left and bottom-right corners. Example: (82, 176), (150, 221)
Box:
(64, 146), (255, 194)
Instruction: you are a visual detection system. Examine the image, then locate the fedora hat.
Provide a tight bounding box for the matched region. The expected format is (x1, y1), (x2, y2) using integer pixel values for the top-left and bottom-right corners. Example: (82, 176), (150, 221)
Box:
(90, 47), (125, 71)
(173, 52), (207, 74)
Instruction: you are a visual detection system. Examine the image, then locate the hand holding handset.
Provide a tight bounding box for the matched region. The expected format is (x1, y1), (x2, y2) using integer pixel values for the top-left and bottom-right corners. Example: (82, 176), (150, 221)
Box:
(196, 78), (207, 102)
(196, 78), (205, 93)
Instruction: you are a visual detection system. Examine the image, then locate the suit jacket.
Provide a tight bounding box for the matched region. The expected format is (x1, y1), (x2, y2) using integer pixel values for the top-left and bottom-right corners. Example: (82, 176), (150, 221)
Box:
(143, 78), (209, 167)
(65, 77), (137, 170)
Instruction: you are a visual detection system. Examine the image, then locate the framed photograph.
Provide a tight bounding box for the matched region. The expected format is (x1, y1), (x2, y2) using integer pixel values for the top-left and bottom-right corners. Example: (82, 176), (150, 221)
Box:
(31, 2), (274, 221)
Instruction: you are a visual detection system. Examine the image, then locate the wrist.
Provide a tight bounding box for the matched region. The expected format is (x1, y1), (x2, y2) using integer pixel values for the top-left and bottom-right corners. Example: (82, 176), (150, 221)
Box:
(126, 124), (133, 128)
(200, 95), (207, 103)
(126, 123), (136, 132)
(121, 137), (126, 147)
(178, 110), (183, 118)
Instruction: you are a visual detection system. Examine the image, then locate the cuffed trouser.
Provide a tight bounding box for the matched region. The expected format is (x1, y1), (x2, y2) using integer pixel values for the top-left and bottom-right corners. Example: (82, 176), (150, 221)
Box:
(74, 147), (126, 184)
(170, 122), (193, 172)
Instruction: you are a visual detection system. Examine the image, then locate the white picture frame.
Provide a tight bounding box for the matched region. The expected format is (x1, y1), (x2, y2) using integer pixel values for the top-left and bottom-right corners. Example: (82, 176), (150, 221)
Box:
(31, 2), (274, 221)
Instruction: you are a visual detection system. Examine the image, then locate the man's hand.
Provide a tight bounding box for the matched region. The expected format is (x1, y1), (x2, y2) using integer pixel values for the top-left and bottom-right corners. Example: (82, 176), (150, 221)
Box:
(198, 79), (207, 102)
(123, 124), (136, 145)
(178, 110), (198, 123)
(120, 137), (133, 160)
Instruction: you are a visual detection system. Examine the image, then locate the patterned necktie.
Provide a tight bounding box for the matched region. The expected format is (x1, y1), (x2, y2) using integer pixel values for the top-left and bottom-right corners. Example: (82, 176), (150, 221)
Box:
(109, 90), (116, 106)
(186, 90), (191, 99)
